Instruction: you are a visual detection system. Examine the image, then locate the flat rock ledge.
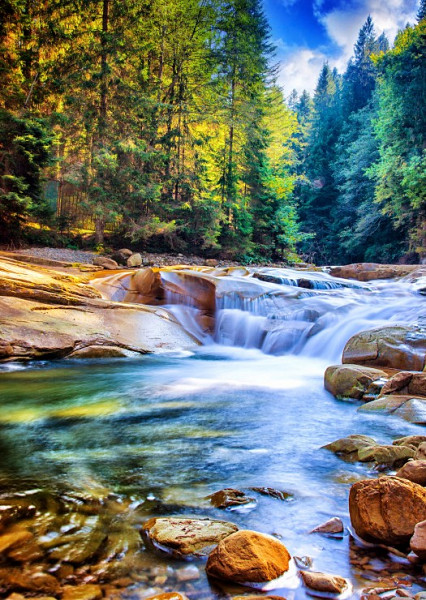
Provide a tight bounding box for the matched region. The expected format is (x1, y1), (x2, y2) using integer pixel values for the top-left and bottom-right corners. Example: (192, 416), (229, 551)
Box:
(0, 257), (197, 361)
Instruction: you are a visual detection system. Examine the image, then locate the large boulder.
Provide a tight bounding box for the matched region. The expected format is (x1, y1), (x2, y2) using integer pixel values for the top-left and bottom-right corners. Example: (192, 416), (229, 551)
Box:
(342, 325), (426, 371)
(349, 476), (426, 546)
(380, 372), (426, 397)
(126, 253), (142, 268)
(206, 530), (291, 584)
(141, 517), (238, 558)
(396, 460), (426, 485)
(393, 435), (426, 449)
(93, 256), (119, 270)
(324, 365), (387, 400)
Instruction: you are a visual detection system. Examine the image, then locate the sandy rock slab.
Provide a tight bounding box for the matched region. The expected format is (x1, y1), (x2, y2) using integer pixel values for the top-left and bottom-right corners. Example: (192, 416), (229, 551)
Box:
(349, 476), (426, 546)
(142, 517), (238, 557)
(206, 530), (291, 584)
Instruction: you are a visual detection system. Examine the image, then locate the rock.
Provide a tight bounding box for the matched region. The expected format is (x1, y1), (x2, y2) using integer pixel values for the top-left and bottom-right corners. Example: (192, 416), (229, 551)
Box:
(0, 530), (33, 553)
(381, 372), (426, 397)
(127, 253), (142, 268)
(206, 530), (291, 584)
(324, 364), (388, 400)
(208, 488), (255, 509)
(141, 517), (238, 557)
(0, 503), (36, 530)
(357, 445), (415, 467)
(396, 461), (426, 485)
(0, 260), (197, 361)
(329, 263), (418, 282)
(0, 567), (59, 593)
(410, 520), (426, 561)
(142, 594), (189, 600)
(111, 248), (133, 265)
(249, 487), (293, 500)
(299, 570), (349, 595)
(62, 585), (103, 600)
(322, 434), (377, 455)
(349, 476), (426, 545)
(393, 436), (426, 449)
(342, 325), (426, 371)
(415, 443), (426, 460)
(175, 566), (200, 582)
(93, 256), (119, 270)
(311, 517), (344, 535)
(358, 395), (426, 424)
(205, 259), (219, 267)
(47, 516), (106, 563)
(68, 345), (134, 358)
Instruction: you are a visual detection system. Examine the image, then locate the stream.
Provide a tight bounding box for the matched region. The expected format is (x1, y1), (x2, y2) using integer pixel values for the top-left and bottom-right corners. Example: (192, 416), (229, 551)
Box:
(0, 266), (425, 598)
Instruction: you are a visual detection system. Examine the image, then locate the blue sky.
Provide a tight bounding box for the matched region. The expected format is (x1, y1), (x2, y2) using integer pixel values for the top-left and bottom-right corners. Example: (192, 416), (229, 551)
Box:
(263, 0), (419, 95)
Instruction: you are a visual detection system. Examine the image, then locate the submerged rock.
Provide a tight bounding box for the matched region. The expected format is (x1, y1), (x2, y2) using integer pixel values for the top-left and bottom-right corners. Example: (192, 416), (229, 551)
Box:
(324, 364), (388, 400)
(299, 570), (349, 595)
(141, 516), (238, 557)
(349, 476), (426, 546)
(206, 530), (291, 584)
(342, 325), (426, 371)
(249, 487), (293, 501)
(208, 488), (255, 509)
(396, 461), (426, 485)
(62, 585), (103, 600)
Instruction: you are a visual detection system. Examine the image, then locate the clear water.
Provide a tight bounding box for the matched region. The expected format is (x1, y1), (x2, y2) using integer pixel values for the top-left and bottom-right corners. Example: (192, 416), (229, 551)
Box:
(1, 268), (425, 597)
(0, 348), (424, 597)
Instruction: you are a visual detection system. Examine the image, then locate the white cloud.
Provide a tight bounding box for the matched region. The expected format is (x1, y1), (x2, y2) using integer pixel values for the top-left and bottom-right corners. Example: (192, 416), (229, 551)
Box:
(277, 47), (329, 95)
(277, 0), (418, 95)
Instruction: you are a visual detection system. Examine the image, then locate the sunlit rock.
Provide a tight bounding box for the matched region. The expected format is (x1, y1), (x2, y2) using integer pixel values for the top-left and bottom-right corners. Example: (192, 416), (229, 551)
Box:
(127, 253), (142, 268)
(396, 461), (426, 485)
(349, 476), (426, 545)
(299, 570), (349, 595)
(324, 364), (388, 400)
(142, 516), (238, 557)
(342, 325), (426, 371)
(62, 585), (103, 600)
(357, 445), (415, 467)
(311, 517), (344, 535)
(0, 567), (60, 594)
(330, 263), (418, 282)
(322, 434), (377, 455)
(393, 435), (426, 449)
(206, 530), (291, 583)
(93, 256), (119, 269)
(380, 372), (426, 397)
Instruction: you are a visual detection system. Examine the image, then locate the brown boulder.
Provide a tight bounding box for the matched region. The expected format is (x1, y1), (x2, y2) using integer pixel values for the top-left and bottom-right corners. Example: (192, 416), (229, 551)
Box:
(299, 570), (348, 594)
(324, 364), (387, 400)
(62, 585), (103, 600)
(329, 263), (418, 282)
(349, 476), (426, 545)
(142, 517), (238, 557)
(393, 435), (426, 449)
(206, 530), (291, 583)
(342, 325), (426, 371)
(415, 443), (426, 460)
(396, 461), (426, 485)
(381, 372), (426, 397)
(93, 256), (119, 270)
(410, 520), (426, 561)
(322, 434), (376, 455)
(126, 253), (142, 268)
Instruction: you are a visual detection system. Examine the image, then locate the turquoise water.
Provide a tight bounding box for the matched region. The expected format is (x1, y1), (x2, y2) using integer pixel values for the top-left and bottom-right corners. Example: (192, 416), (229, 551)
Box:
(0, 348), (424, 597)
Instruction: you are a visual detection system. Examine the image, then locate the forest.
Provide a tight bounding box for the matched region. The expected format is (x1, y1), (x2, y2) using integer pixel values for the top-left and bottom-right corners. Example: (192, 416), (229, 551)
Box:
(0, 0), (425, 265)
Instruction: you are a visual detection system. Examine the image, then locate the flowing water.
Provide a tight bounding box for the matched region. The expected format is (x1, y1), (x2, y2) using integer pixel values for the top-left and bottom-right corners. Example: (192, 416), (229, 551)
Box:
(0, 267), (425, 598)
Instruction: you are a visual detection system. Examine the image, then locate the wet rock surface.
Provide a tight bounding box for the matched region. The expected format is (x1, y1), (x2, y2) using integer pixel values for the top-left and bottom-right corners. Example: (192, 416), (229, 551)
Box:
(142, 517), (239, 557)
(349, 477), (426, 546)
(396, 461), (426, 485)
(324, 364), (388, 400)
(299, 570), (349, 594)
(206, 530), (291, 584)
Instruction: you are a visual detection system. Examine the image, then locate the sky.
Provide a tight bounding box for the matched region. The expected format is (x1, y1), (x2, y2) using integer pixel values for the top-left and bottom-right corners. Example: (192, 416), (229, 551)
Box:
(263, 0), (419, 96)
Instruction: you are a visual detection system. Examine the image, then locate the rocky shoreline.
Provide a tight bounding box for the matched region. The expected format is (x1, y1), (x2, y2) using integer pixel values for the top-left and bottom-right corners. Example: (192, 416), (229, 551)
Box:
(0, 250), (426, 599)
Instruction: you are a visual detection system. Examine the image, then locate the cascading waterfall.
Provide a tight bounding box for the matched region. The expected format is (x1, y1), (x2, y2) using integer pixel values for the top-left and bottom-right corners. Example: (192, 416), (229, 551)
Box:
(93, 266), (426, 362)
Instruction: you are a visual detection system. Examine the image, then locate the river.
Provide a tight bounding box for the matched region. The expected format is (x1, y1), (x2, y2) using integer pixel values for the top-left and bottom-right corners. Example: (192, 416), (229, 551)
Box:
(0, 267), (425, 598)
